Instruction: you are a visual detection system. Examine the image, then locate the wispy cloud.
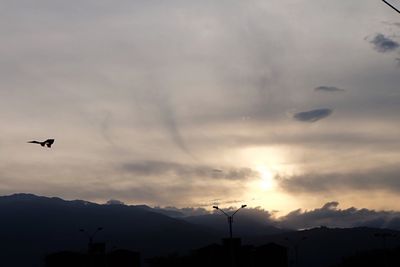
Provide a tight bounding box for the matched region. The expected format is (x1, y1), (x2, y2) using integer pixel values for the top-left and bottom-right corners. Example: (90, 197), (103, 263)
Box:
(314, 86), (345, 93)
(292, 108), (333, 122)
(382, 21), (400, 28)
(121, 161), (259, 181)
(149, 85), (192, 156)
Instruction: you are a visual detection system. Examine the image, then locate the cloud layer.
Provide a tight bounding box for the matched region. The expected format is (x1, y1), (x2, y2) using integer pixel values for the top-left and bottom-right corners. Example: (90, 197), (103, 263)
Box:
(156, 202), (400, 231)
(0, 0), (399, 214)
(121, 161), (259, 181)
(277, 201), (400, 230)
(276, 165), (400, 193)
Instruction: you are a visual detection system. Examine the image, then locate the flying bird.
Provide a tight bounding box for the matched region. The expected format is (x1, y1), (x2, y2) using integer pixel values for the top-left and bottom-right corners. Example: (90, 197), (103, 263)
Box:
(27, 139), (55, 148)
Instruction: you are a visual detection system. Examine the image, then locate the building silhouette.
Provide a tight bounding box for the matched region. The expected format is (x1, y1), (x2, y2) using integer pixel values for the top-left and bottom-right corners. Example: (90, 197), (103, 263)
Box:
(107, 249), (141, 267)
(45, 251), (86, 267)
(147, 239), (288, 267)
(333, 247), (400, 267)
(254, 243), (288, 267)
(45, 244), (140, 267)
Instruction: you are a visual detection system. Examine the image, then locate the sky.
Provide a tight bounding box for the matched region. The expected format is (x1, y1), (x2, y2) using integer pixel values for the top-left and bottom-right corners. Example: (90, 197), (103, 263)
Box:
(1, 0), (400, 216)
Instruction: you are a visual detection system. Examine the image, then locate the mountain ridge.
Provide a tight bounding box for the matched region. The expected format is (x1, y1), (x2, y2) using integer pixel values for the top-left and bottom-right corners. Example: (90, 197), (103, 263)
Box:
(2, 193), (400, 267)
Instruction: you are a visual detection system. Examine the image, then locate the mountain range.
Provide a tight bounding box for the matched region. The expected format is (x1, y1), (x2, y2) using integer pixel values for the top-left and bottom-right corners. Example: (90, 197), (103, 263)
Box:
(1, 193), (400, 267)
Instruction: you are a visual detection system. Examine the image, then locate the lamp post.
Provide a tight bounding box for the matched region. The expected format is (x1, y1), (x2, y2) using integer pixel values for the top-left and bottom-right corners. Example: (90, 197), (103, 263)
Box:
(213, 205), (246, 267)
(213, 205), (247, 239)
(79, 227), (103, 248)
(285, 236), (307, 267)
(79, 227), (103, 267)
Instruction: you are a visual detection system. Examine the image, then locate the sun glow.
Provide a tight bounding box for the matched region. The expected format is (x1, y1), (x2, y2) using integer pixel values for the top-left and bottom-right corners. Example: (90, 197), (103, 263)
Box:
(256, 166), (275, 190)
(231, 145), (302, 214)
(235, 164), (302, 216)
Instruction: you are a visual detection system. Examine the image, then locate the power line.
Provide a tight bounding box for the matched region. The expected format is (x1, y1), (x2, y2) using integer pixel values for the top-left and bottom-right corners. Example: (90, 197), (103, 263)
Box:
(382, 0), (400, 14)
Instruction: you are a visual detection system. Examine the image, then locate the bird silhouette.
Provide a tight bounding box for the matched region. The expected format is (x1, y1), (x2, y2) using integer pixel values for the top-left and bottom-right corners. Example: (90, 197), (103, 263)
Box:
(28, 139), (55, 148)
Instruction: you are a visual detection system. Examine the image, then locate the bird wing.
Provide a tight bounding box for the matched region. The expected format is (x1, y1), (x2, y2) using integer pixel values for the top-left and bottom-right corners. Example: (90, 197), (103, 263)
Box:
(27, 141), (40, 144)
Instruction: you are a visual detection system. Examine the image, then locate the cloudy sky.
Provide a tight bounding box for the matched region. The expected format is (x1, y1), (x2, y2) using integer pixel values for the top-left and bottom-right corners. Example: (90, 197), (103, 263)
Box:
(1, 0), (400, 216)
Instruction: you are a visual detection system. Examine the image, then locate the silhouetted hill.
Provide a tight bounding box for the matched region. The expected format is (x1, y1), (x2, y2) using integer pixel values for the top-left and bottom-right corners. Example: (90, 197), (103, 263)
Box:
(139, 205), (185, 218)
(0, 193), (219, 267)
(3, 194), (400, 267)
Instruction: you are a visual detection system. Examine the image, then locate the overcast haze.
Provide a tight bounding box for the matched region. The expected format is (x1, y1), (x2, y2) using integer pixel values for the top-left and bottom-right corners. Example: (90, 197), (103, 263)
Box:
(1, 0), (400, 216)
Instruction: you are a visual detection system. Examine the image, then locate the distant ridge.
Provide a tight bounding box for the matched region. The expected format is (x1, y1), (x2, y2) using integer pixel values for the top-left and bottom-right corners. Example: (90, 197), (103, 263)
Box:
(0, 193), (219, 267)
(2, 193), (400, 267)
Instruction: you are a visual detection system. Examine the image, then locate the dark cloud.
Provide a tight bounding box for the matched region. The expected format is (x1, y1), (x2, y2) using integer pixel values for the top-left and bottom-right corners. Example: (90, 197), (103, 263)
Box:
(314, 86), (345, 92)
(188, 199), (246, 208)
(370, 33), (399, 53)
(217, 206), (274, 222)
(121, 161), (259, 181)
(156, 203), (400, 231)
(277, 201), (400, 230)
(276, 166), (400, 193)
(292, 108), (333, 122)
(192, 206), (275, 222)
(106, 199), (125, 205)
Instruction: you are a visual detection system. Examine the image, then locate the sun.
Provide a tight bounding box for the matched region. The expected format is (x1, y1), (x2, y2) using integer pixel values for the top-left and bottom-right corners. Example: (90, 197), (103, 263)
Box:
(256, 166), (275, 191)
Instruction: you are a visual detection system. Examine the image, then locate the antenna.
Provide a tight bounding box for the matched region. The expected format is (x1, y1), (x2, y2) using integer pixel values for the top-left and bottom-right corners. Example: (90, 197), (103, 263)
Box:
(382, 0), (400, 14)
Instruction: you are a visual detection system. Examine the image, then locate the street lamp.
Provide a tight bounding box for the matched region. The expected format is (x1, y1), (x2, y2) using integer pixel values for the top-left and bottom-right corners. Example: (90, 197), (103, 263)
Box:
(284, 236), (307, 267)
(79, 227), (103, 267)
(213, 205), (247, 239)
(79, 227), (103, 246)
